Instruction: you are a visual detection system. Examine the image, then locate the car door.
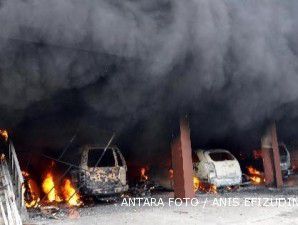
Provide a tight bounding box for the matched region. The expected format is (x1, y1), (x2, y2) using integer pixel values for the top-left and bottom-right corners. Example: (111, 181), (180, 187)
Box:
(114, 148), (127, 186)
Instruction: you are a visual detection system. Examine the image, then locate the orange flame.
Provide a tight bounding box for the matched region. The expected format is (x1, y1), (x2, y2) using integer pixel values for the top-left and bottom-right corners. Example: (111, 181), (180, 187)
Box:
(24, 169), (82, 207)
(193, 176), (200, 192)
(62, 179), (82, 206)
(25, 197), (40, 208)
(140, 167), (148, 181)
(247, 166), (264, 184)
(169, 169), (174, 179)
(22, 171), (40, 208)
(247, 166), (261, 175)
(42, 172), (62, 202)
(0, 129), (8, 142)
(193, 176), (217, 193)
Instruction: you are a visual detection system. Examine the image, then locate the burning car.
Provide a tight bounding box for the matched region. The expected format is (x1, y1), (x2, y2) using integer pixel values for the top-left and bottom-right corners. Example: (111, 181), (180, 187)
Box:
(71, 145), (128, 197)
(248, 143), (291, 178)
(193, 149), (242, 187)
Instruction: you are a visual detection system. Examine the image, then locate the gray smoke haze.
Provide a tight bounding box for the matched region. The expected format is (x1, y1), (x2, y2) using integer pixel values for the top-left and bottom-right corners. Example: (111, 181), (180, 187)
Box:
(1, 0), (298, 132)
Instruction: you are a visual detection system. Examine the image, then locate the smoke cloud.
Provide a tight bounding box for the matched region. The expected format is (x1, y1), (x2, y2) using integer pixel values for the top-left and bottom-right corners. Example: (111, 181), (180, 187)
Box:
(1, 0), (298, 140)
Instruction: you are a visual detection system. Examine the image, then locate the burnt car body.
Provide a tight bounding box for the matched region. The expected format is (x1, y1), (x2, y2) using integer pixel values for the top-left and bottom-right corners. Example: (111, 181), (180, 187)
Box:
(193, 149), (242, 187)
(241, 143), (291, 178)
(71, 145), (128, 197)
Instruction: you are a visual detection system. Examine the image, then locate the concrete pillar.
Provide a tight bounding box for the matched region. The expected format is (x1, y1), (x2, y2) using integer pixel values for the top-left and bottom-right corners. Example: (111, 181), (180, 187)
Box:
(271, 124), (283, 188)
(261, 148), (274, 185)
(171, 117), (195, 199)
(261, 123), (283, 188)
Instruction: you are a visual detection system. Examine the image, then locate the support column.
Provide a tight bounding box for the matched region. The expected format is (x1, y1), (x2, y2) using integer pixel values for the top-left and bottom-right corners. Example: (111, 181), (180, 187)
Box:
(171, 116), (194, 199)
(261, 147), (274, 185)
(261, 123), (283, 188)
(271, 123), (283, 188)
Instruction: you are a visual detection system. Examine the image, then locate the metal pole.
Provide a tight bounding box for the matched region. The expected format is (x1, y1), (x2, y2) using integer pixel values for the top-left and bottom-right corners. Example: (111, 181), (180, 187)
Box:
(39, 131), (78, 202)
(41, 154), (85, 171)
(58, 131), (78, 160)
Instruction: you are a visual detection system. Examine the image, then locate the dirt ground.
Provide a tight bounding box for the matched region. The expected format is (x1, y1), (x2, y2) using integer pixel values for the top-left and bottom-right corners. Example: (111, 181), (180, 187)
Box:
(26, 182), (298, 225)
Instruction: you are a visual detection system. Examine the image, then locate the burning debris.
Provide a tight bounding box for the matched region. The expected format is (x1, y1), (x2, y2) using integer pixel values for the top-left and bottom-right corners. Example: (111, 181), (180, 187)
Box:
(246, 166), (265, 185)
(22, 171), (40, 208)
(130, 167), (156, 197)
(169, 169), (173, 180)
(23, 169), (82, 209)
(193, 176), (217, 194)
(0, 129), (8, 142)
(140, 167), (149, 182)
(42, 172), (63, 203)
(61, 179), (82, 207)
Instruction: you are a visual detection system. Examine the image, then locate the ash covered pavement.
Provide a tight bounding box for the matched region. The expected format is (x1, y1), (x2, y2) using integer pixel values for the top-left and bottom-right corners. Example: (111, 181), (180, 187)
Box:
(28, 183), (298, 225)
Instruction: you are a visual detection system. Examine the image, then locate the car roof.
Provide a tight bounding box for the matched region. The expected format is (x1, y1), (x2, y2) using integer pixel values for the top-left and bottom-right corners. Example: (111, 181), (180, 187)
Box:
(195, 149), (231, 153)
(79, 145), (119, 153)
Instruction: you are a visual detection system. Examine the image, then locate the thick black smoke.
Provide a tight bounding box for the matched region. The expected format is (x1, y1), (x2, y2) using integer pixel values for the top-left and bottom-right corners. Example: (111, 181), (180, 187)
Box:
(1, 0), (298, 158)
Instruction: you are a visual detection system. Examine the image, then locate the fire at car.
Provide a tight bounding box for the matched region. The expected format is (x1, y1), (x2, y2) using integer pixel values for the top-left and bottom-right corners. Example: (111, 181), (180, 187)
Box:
(193, 149), (242, 188)
(0, 129), (8, 142)
(23, 169), (82, 208)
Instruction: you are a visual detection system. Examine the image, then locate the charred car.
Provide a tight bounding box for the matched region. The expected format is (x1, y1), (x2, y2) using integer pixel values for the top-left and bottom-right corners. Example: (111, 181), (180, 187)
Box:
(193, 149), (242, 187)
(279, 143), (291, 177)
(248, 143), (291, 177)
(71, 145), (128, 197)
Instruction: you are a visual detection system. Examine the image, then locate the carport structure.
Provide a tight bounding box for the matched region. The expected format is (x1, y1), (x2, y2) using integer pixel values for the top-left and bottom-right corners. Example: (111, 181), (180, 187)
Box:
(171, 118), (283, 198)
